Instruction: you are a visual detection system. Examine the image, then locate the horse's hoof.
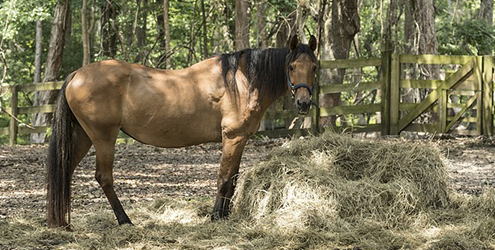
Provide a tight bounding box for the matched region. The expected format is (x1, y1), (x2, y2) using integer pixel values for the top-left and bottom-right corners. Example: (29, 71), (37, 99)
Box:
(118, 219), (134, 226)
(63, 225), (73, 232)
(211, 210), (229, 221)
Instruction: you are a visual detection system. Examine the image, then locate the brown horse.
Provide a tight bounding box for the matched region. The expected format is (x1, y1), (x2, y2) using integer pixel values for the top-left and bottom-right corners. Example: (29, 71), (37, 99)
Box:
(46, 35), (317, 228)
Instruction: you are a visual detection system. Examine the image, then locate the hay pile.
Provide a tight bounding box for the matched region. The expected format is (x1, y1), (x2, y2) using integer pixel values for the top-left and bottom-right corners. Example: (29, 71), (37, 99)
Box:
(232, 132), (495, 249)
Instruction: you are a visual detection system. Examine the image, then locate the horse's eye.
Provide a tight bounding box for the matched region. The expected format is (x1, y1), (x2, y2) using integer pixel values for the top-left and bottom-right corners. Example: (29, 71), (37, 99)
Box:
(289, 65), (295, 72)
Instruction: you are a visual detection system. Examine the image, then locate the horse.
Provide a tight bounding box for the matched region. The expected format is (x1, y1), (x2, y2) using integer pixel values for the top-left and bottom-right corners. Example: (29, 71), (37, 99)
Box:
(46, 35), (318, 228)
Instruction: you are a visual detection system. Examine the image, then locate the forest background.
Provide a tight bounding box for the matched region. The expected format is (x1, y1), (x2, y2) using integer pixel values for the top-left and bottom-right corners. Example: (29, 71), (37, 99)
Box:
(0, 0), (494, 143)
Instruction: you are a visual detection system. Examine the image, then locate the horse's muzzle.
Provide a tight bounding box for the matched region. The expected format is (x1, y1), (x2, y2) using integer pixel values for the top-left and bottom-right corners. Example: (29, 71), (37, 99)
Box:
(296, 99), (311, 115)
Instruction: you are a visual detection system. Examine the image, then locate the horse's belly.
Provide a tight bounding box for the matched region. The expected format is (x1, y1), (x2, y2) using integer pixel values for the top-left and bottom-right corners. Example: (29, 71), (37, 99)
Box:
(121, 116), (222, 148)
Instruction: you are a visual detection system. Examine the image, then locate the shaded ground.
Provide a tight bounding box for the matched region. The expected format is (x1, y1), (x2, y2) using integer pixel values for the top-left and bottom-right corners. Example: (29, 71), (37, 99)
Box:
(0, 135), (494, 220)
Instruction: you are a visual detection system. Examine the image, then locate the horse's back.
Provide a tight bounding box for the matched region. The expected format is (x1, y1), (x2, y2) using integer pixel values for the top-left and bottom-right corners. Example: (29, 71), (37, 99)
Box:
(65, 59), (226, 147)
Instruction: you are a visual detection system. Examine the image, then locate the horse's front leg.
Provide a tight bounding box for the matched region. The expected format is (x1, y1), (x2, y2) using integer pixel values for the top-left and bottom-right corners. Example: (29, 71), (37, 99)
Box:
(212, 135), (248, 220)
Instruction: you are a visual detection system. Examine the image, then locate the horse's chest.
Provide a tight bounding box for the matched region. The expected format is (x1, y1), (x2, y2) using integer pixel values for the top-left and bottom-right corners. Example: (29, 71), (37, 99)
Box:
(221, 101), (264, 137)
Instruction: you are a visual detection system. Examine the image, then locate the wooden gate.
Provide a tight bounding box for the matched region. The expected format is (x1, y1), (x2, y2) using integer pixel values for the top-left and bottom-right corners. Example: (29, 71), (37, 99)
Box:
(388, 55), (494, 136)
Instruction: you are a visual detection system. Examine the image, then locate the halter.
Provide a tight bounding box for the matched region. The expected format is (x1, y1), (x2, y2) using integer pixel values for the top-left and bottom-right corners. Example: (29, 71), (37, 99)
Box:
(286, 72), (317, 97)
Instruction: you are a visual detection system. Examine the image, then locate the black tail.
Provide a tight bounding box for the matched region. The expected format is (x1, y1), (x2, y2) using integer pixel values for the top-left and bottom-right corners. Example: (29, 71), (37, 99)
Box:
(46, 73), (76, 228)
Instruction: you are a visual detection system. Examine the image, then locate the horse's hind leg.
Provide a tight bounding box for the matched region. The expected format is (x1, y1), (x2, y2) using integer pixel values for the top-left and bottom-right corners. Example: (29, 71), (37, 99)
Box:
(92, 136), (132, 225)
(70, 124), (93, 175)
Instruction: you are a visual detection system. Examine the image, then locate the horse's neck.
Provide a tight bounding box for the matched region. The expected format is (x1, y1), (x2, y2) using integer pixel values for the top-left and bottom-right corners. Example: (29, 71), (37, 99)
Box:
(259, 88), (288, 116)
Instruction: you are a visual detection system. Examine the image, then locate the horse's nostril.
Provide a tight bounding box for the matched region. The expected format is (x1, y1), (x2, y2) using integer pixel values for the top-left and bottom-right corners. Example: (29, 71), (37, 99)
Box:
(296, 99), (310, 111)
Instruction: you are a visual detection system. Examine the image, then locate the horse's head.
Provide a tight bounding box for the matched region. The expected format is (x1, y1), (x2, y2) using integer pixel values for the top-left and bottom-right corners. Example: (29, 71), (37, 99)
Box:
(286, 35), (318, 115)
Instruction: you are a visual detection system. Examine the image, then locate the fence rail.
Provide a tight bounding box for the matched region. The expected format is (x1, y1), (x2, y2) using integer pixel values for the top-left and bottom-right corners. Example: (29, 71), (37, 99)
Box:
(1, 53), (494, 145)
(1, 81), (64, 145)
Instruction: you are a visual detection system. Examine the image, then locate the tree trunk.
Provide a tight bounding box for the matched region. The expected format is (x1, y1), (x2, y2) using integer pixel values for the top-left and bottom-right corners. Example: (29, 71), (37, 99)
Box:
(319, 0), (360, 127)
(414, 0), (438, 57)
(201, 0), (208, 58)
(256, 0), (267, 48)
(163, 0), (171, 69)
(403, 0), (438, 100)
(101, 0), (118, 58)
(33, 18), (42, 84)
(256, 0), (267, 131)
(295, 2), (308, 44)
(477, 0), (493, 55)
(378, 0), (401, 126)
(134, 0), (147, 63)
(31, 0), (71, 144)
(402, 0), (438, 126)
(477, 0), (493, 26)
(82, 0), (90, 66)
(382, 0), (400, 53)
(235, 0), (249, 50)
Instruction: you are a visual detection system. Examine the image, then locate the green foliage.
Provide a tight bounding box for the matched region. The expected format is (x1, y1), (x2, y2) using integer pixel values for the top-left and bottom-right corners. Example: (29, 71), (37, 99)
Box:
(435, 0), (495, 55)
(0, 0), (55, 84)
(358, 1), (384, 56)
(0, 0), (493, 86)
(457, 20), (495, 55)
(437, 20), (467, 55)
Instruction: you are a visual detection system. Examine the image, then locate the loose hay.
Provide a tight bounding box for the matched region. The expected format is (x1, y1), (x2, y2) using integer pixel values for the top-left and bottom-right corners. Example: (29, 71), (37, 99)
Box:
(1, 132), (494, 249)
(232, 132), (495, 249)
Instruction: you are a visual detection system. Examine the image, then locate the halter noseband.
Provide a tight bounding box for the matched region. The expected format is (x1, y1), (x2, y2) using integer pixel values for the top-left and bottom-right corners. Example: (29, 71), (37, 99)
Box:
(286, 72), (317, 97)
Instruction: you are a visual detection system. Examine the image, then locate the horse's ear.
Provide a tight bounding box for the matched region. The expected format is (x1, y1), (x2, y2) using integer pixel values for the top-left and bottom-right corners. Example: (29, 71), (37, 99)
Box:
(289, 35), (299, 51)
(309, 35), (317, 52)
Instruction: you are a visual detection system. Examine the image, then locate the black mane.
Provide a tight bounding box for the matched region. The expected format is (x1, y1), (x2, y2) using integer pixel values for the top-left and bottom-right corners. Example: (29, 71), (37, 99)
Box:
(218, 44), (316, 101)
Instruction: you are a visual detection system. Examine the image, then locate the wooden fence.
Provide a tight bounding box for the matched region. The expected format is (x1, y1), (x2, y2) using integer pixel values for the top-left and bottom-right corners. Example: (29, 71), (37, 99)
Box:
(1, 53), (494, 145)
(318, 53), (494, 137)
(0, 81), (64, 145)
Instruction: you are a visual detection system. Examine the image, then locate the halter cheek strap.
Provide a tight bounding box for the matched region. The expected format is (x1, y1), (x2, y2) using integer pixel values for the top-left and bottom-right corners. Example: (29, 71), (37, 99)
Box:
(286, 73), (316, 96)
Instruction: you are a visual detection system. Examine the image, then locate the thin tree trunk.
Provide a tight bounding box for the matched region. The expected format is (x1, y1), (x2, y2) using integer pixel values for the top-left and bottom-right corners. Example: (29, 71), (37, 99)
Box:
(31, 0), (71, 143)
(295, 2), (308, 44)
(256, 0), (268, 131)
(101, 0), (118, 58)
(235, 0), (249, 50)
(134, 0), (147, 63)
(188, 0), (198, 64)
(201, 0), (208, 58)
(477, 0), (493, 55)
(82, 0), (90, 65)
(256, 0), (267, 48)
(33, 18), (42, 83)
(163, 0), (171, 69)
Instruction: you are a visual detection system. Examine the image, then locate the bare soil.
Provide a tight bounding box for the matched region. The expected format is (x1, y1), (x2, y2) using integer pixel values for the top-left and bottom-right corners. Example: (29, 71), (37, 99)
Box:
(0, 136), (494, 220)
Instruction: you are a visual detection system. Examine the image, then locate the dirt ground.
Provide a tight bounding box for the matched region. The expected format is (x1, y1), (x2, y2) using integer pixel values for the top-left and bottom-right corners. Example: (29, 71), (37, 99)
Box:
(0, 135), (494, 221)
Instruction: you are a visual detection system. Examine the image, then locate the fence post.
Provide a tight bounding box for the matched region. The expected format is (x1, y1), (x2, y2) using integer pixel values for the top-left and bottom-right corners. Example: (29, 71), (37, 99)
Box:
(482, 56), (494, 136)
(9, 85), (18, 146)
(312, 62), (321, 134)
(475, 56), (483, 135)
(380, 51), (392, 136)
(438, 87), (448, 133)
(389, 54), (400, 135)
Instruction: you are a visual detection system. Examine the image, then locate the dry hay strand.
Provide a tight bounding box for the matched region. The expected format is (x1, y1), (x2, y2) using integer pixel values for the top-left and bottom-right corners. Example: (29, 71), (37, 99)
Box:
(231, 132), (494, 249)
